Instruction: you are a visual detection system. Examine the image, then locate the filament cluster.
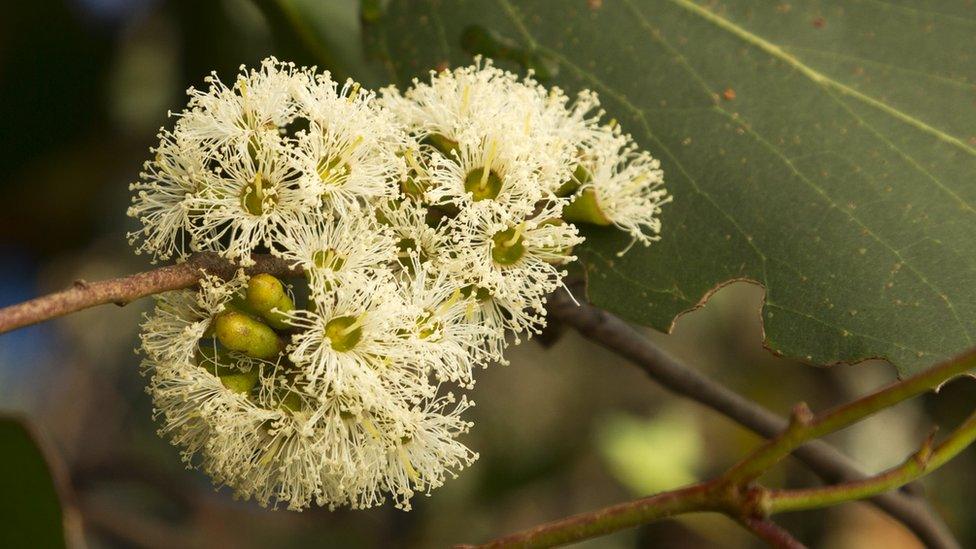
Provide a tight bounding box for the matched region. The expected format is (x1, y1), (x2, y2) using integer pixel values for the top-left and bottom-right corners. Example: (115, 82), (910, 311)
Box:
(130, 57), (669, 510)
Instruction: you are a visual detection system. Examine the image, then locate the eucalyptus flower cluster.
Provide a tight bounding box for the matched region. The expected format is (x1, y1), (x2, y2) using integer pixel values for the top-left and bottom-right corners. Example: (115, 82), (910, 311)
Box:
(130, 57), (669, 511)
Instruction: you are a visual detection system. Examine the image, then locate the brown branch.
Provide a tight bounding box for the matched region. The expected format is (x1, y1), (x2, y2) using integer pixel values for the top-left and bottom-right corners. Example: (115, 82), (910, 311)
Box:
(547, 290), (959, 549)
(737, 517), (807, 549)
(457, 483), (723, 549)
(0, 253), (298, 335)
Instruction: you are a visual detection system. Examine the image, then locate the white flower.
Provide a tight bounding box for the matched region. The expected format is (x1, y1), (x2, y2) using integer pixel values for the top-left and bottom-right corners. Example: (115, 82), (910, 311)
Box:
(274, 211), (397, 296)
(399, 259), (494, 386)
(378, 200), (455, 275)
(284, 277), (431, 404)
(383, 58), (590, 201)
(292, 75), (407, 215)
(424, 130), (549, 213)
(375, 393), (477, 511)
(185, 131), (309, 265)
(175, 57), (306, 151)
(570, 127), (671, 251)
(379, 58), (525, 143)
(127, 132), (209, 262)
(453, 201), (582, 306)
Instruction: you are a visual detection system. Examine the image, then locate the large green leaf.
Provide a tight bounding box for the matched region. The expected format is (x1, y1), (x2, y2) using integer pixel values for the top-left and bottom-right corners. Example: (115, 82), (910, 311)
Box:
(0, 416), (75, 548)
(361, 0), (976, 375)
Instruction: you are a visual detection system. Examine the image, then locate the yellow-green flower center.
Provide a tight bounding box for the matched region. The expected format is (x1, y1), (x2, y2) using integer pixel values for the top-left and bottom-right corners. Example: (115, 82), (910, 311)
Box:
(241, 172), (276, 215)
(318, 156), (350, 186)
(463, 167), (503, 201)
(313, 248), (346, 271)
(416, 310), (443, 341)
(491, 226), (526, 265)
(325, 315), (363, 352)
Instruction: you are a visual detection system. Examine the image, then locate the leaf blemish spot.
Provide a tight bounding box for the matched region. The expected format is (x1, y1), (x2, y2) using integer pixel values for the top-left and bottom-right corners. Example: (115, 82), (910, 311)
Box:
(722, 88), (736, 101)
(812, 17), (826, 29)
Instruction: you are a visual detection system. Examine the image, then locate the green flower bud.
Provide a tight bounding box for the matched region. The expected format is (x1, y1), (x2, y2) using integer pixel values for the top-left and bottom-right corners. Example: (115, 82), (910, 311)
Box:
(219, 368), (259, 395)
(214, 311), (284, 360)
(245, 273), (294, 330)
(562, 187), (611, 226)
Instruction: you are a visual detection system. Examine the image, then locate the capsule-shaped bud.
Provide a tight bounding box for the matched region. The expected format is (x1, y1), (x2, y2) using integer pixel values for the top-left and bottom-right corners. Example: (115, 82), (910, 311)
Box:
(245, 273), (294, 330)
(562, 187), (611, 226)
(219, 367), (260, 395)
(214, 311), (283, 360)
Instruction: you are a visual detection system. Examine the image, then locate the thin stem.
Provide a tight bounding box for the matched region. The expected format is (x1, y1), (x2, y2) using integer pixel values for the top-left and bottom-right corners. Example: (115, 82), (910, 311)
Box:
(725, 348), (976, 484)
(0, 253), (298, 335)
(736, 517), (807, 549)
(460, 483), (723, 549)
(770, 409), (976, 513)
(471, 345), (976, 548)
(547, 290), (959, 548)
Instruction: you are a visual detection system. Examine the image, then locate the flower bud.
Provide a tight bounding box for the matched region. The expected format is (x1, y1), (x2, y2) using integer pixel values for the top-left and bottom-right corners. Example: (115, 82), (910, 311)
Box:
(214, 311), (284, 360)
(219, 368), (260, 395)
(245, 274), (294, 330)
(562, 187), (611, 226)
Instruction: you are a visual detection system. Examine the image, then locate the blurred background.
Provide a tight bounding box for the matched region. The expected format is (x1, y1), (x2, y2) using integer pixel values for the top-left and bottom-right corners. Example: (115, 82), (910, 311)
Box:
(1, 1), (974, 547)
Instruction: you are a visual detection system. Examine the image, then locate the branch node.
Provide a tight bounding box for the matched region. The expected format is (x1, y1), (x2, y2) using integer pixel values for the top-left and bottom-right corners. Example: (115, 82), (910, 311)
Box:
(741, 485), (772, 518)
(788, 402), (814, 430)
(914, 427), (939, 467)
(73, 279), (90, 290)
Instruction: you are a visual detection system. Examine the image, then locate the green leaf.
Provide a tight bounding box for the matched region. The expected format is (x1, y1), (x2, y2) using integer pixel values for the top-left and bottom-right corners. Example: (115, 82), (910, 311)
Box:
(0, 416), (75, 548)
(364, 0), (976, 376)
